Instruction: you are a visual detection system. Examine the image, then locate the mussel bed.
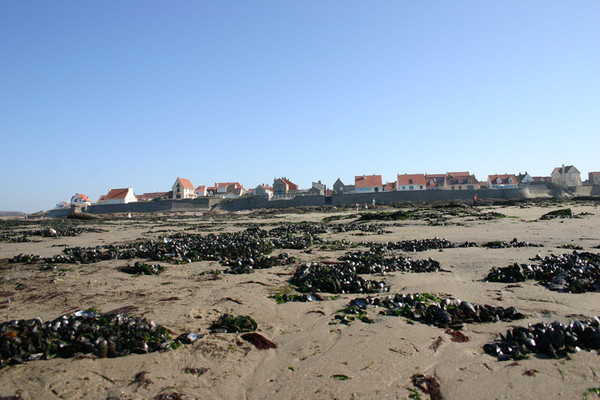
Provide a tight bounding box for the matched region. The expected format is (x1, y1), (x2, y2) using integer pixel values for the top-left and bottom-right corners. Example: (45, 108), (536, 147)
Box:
(338, 251), (441, 274)
(484, 318), (600, 360)
(0, 310), (174, 369)
(336, 293), (526, 328)
(484, 251), (600, 292)
(292, 263), (389, 294)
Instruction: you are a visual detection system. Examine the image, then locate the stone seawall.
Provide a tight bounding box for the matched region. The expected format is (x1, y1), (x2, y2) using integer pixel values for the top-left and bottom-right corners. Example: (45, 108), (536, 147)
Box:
(46, 198), (218, 217)
(45, 185), (571, 217)
(217, 187), (546, 212)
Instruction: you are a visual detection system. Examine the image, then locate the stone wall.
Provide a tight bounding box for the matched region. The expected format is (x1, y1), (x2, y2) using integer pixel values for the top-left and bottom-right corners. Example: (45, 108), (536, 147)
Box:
(72, 198), (216, 216)
(217, 187), (545, 211)
(45, 185), (568, 216)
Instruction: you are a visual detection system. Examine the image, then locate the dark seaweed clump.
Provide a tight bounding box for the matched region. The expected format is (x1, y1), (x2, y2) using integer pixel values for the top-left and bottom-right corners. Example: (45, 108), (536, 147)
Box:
(224, 253), (295, 274)
(336, 293), (526, 328)
(210, 314), (257, 333)
(338, 251), (441, 274)
(291, 263), (389, 294)
(482, 238), (543, 249)
(540, 208), (573, 220)
(119, 262), (165, 275)
(367, 238), (476, 253)
(484, 318), (600, 360)
(0, 310), (175, 369)
(484, 251), (600, 293)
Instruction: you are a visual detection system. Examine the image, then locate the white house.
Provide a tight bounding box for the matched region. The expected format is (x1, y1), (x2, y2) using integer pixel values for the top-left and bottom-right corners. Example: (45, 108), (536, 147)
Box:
(589, 172), (600, 185)
(254, 184), (273, 199)
(551, 165), (582, 188)
(487, 174), (519, 189)
(98, 188), (137, 204)
(54, 201), (70, 210)
(354, 175), (383, 193)
(172, 177), (196, 199)
(70, 193), (92, 206)
(194, 185), (207, 197)
(516, 172), (535, 184)
(396, 174), (427, 191)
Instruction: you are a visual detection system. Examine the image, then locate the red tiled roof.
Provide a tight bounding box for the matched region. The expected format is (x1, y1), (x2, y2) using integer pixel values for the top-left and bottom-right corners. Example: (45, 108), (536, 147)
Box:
(355, 175), (382, 188)
(176, 178), (194, 190)
(397, 174), (427, 186)
(105, 188), (131, 200)
(72, 193), (91, 202)
(447, 171), (470, 177)
(488, 174), (518, 185)
(195, 185), (206, 191)
(280, 179), (298, 191)
(216, 182), (243, 190)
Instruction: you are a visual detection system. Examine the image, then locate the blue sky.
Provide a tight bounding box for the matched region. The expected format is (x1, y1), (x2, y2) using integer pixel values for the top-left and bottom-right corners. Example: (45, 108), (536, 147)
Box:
(1, 1), (598, 212)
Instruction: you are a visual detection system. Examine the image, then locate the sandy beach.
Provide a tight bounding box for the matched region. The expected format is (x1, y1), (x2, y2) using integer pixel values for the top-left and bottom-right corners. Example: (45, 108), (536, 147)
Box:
(1, 201), (599, 400)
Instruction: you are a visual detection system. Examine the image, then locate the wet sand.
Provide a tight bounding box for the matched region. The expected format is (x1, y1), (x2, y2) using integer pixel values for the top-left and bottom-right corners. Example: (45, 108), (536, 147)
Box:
(0, 202), (599, 399)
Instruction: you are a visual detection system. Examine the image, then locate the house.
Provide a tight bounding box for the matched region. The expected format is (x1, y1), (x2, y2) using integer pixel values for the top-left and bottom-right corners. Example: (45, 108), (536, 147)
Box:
(172, 177), (196, 199)
(54, 201), (70, 210)
(589, 172), (600, 185)
(194, 186), (207, 197)
(444, 172), (480, 190)
(355, 175), (383, 193)
(532, 176), (551, 183)
(424, 174), (446, 190)
(273, 178), (298, 197)
(311, 181), (326, 195)
(215, 182), (244, 197)
(70, 193), (92, 206)
(516, 172), (535, 184)
(98, 188), (137, 205)
(396, 174), (427, 191)
(254, 184), (273, 199)
(487, 174), (519, 189)
(551, 165), (582, 188)
(332, 178), (354, 194)
(384, 181), (397, 191)
(213, 182), (245, 198)
(136, 192), (169, 201)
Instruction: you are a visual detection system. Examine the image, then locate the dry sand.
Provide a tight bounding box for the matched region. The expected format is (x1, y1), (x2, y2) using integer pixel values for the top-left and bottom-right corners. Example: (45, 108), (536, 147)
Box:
(0, 202), (599, 399)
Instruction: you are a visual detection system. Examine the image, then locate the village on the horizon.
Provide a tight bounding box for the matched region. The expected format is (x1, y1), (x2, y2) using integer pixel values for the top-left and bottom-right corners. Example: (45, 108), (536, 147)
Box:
(58, 165), (599, 210)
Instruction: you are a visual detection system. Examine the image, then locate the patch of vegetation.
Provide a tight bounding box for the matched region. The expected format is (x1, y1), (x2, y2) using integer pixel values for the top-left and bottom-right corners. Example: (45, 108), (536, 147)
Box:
(119, 262), (165, 275)
(540, 208), (573, 220)
(211, 314), (257, 333)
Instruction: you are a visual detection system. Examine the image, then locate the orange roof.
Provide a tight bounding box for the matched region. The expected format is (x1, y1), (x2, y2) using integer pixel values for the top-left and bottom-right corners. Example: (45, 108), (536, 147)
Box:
(195, 185), (206, 191)
(488, 174), (518, 185)
(105, 188), (131, 200)
(397, 174), (427, 186)
(73, 193), (91, 202)
(447, 171), (470, 177)
(355, 175), (382, 188)
(279, 179), (297, 191)
(216, 182), (242, 189)
(176, 178), (194, 190)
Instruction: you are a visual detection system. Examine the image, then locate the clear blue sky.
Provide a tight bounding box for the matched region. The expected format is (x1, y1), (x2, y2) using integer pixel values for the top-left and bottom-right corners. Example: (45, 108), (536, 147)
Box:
(1, 1), (598, 212)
